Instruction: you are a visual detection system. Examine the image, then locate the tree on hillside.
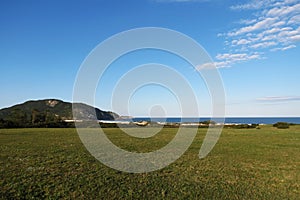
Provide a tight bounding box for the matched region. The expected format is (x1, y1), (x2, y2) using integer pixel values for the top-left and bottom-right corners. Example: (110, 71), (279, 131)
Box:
(31, 109), (46, 124)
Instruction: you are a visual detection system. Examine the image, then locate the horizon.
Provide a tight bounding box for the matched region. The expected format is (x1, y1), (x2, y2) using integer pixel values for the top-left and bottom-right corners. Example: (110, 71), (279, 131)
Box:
(1, 0), (300, 117)
(1, 97), (299, 118)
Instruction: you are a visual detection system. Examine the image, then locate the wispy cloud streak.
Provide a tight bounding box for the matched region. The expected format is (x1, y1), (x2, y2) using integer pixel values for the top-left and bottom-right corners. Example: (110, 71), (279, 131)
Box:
(257, 96), (300, 102)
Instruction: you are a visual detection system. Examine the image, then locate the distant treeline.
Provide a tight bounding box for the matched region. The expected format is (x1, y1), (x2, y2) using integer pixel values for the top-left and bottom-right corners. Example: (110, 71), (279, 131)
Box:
(0, 107), (73, 128)
(0, 117), (296, 129)
(0, 118), (75, 128)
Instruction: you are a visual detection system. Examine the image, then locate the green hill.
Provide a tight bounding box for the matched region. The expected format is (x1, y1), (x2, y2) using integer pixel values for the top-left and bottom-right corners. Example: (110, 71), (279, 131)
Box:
(0, 99), (119, 128)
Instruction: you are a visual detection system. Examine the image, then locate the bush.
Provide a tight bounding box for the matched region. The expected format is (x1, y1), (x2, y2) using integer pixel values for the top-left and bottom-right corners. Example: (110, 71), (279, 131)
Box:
(200, 120), (216, 125)
(273, 122), (289, 129)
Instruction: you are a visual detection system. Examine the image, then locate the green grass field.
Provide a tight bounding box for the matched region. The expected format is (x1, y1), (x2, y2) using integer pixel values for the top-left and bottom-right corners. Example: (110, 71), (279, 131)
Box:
(0, 126), (299, 199)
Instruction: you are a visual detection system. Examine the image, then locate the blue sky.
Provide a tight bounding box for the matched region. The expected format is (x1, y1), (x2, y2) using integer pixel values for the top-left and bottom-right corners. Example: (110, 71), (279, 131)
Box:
(0, 0), (300, 117)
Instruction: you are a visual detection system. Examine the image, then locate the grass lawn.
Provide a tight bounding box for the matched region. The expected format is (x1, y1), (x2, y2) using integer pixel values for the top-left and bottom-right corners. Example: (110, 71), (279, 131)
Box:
(0, 126), (299, 199)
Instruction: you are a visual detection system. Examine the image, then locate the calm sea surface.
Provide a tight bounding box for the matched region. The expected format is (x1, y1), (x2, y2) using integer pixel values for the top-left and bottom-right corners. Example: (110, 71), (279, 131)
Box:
(131, 117), (300, 124)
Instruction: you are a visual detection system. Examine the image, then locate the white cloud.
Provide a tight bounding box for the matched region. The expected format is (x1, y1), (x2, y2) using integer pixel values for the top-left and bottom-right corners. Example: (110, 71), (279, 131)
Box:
(216, 53), (257, 61)
(212, 53), (261, 68)
(230, 0), (266, 10)
(267, 3), (300, 17)
(271, 44), (296, 51)
(290, 34), (300, 41)
(237, 39), (251, 45)
(231, 0), (299, 11)
(271, 20), (286, 27)
(217, 0), (300, 67)
(273, 0), (299, 7)
(232, 39), (251, 45)
(239, 19), (257, 25)
(288, 14), (300, 24)
(278, 29), (299, 37)
(197, 52), (262, 70)
(250, 41), (277, 49)
(263, 27), (292, 36)
(263, 27), (281, 34)
(196, 61), (230, 70)
(261, 34), (277, 41)
(229, 18), (278, 36)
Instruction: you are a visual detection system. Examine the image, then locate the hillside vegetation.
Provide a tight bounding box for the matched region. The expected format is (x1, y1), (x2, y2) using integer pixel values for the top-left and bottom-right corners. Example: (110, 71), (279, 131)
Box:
(0, 99), (118, 128)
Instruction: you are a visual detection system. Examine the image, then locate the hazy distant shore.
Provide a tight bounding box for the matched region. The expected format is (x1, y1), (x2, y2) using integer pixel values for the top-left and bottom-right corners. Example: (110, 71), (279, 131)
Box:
(110, 117), (300, 125)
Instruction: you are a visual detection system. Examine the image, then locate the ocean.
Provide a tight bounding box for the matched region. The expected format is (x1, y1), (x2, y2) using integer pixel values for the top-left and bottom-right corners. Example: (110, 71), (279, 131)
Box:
(131, 117), (300, 124)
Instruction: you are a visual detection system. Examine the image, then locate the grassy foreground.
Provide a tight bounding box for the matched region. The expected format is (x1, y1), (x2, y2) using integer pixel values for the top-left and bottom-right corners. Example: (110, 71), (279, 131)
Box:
(0, 126), (299, 199)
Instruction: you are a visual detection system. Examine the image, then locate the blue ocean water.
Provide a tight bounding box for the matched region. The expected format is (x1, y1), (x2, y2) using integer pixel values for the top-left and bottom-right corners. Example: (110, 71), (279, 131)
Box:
(131, 117), (300, 124)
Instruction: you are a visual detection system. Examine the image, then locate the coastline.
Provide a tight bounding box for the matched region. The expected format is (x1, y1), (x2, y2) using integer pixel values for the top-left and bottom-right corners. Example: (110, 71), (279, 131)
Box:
(128, 117), (300, 125)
